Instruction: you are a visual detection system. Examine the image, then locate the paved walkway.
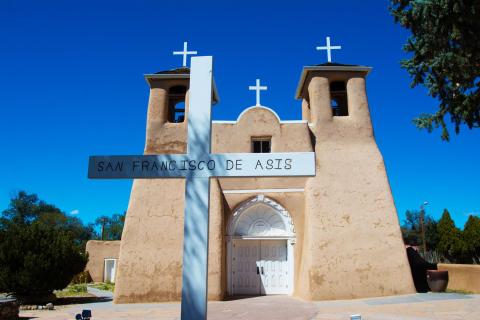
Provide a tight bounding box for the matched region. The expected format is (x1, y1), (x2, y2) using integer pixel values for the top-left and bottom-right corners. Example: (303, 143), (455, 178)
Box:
(20, 293), (480, 320)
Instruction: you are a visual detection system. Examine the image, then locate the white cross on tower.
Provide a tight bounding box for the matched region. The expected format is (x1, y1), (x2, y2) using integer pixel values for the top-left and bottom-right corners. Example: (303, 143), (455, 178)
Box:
(249, 79), (268, 106)
(173, 41), (198, 67)
(316, 36), (342, 63)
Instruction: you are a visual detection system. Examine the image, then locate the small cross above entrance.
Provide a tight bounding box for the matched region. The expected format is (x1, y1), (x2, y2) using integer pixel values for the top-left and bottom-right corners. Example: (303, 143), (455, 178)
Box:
(316, 36), (342, 63)
(249, 79), (268, 106)
(173, 41), (198, 67)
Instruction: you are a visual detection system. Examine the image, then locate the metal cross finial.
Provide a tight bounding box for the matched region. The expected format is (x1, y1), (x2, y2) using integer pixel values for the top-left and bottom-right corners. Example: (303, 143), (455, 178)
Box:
(173, 41), (198, 67)
(249, 79), (268, 106)
(316, 36), (342, 63)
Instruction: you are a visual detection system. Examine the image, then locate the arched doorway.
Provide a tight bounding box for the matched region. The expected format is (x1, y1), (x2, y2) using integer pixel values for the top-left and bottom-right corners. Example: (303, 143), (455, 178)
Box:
(226, 195), (295, 296)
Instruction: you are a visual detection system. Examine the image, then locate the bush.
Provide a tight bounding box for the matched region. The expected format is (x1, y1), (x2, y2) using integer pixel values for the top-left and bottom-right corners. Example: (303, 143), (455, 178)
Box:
(70, 270), (93, 284)
(0, 222), (88, 303)
(54, 283), (89, 298)
(90, 282), (115, 292)
(67, 284), (87, 293)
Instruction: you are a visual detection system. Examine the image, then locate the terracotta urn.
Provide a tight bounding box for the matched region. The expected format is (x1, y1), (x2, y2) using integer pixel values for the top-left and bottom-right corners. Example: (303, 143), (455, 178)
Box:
(427, 270), (449, 292)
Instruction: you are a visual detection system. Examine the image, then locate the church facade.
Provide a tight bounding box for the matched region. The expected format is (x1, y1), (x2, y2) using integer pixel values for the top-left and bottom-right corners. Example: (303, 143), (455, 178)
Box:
(112, 62), (416, 303)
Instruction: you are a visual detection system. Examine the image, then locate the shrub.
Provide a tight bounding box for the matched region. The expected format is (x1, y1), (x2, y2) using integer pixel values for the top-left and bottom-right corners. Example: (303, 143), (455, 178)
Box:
(90, 282), (115, 292)
(0, 222), (88, 303)
(70, 270), (93, 284)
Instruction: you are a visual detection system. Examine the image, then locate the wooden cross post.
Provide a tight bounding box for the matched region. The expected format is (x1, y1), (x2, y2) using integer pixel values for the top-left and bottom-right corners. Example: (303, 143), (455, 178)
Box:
(88, 56), (316, 320)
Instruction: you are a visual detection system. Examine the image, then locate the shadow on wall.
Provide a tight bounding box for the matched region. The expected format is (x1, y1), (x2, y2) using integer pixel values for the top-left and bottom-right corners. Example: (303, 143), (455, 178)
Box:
(406, 247), (437, 293)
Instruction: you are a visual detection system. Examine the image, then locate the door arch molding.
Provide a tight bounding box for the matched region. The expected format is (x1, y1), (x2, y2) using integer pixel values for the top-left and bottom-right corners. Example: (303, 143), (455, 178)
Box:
(226, 194), (295, 238)
(226, 195), (295, 296)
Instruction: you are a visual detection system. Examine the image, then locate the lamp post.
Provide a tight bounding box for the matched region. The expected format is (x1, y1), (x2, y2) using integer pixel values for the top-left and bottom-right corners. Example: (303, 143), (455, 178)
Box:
(420, 201), (429, 256)
(100, 217), (108, 241)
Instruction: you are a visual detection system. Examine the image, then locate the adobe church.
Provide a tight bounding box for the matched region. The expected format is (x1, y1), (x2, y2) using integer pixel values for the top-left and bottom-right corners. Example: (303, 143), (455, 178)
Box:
(108, 44), (416, 303)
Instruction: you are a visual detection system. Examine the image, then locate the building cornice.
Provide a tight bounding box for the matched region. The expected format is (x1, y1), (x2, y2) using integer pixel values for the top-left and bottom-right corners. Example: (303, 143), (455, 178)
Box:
(295, 65), (372, 99)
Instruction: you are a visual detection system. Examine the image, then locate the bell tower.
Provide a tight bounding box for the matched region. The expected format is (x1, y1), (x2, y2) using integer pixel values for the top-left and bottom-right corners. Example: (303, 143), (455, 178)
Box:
(114, 65), (220, 304)
(296, 63), (374, 140)
(295, 63), (416, 300)
(143, 68), (219, 154)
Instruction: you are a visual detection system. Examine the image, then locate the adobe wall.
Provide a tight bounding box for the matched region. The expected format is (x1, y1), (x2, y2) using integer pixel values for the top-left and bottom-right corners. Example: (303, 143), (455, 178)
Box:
(85, 240), (121, 282)
(114, 177), (227, 303)
(296, 72), (416, 300)
(438, 263), (480, 293)
(113, 78), (315, 302)
(113, 71), (415, 303)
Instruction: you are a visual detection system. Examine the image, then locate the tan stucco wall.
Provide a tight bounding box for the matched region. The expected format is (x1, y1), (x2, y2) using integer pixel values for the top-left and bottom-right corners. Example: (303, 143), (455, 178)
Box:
(296, 72), (415, 300)
(85, 240), (121, 283)
(438, 264), (480, 293)
(113, 70), (416, 303)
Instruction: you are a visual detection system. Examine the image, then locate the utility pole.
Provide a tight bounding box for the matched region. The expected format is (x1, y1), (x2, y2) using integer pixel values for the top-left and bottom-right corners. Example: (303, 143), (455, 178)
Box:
(420, 201), (428, 256)
(100, 217), (107, 240)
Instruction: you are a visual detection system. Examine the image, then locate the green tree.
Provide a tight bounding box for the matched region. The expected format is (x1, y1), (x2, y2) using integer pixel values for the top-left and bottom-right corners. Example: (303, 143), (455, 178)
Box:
(1, 191), (96, 251)
(95, 212), (125, 240)
(425, 216), (439, 252)
(437, 209), (464, 262)
(401, 210), (421, 245)
(0, 191), (92, 302)
(401, 210), (438, 250)
(0, 223), (87, 303)
(1, 191), (40, 225)
(463, 215), (480, 262)
(390, 0), (480, 140)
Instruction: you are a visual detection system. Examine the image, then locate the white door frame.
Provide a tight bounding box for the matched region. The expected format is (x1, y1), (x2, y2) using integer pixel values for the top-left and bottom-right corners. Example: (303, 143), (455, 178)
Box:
(227, 236), (295, 295)
(103, 258), (117, 283)
(226, 195), (296, 296)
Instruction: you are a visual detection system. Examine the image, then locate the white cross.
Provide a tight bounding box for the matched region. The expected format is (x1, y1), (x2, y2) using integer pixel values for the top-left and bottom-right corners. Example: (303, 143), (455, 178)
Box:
(88, 57), (315, 320)
(316, 36), (342, 63)
(173, 41), (198, 67)
(249, 79), (268, 106)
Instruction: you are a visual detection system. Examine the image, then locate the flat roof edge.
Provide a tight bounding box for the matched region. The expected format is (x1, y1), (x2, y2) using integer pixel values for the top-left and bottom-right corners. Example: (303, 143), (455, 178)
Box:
(143, 73), (220, 104)
(295, 65), (373, 99)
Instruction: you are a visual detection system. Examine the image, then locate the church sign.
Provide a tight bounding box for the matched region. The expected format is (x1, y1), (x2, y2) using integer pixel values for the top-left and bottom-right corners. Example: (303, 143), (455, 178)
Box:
(88, 56), (315, 320)
(89, 152), (314, 178)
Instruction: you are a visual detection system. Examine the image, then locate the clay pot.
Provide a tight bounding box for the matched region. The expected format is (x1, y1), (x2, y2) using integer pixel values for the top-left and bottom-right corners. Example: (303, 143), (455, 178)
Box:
(427, 270), (449, 292)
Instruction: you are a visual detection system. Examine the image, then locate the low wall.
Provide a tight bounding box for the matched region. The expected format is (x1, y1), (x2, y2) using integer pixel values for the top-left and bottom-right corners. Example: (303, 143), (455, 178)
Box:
(0, 298), (19, 320)
(438, 263), (480, 293)
(85, 240), (121, 282)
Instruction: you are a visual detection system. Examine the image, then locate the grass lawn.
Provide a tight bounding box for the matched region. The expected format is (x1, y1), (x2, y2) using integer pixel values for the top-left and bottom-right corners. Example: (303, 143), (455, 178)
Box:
(89, 282), (115, 292)
(446, 289), (474, 294)
(54, 283), (92, 298)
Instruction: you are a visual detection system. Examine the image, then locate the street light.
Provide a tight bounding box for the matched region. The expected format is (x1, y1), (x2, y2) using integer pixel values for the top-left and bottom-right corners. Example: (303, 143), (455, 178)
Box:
(420, 201), (429, 256)
(100, 217), (108, 240)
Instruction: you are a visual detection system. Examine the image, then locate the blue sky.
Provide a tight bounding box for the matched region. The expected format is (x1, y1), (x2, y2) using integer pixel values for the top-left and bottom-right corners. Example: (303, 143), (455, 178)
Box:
(1, 1), (478, 228)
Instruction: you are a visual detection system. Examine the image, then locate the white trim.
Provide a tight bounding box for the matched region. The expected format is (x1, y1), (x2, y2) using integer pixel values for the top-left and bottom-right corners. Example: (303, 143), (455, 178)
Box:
(212, 120), (237, 124)
(103, 258), (117, 283)
(281, 120), (308, 124)
(212, 119), (307, 125)
(227, 195), (295, 236)
(211, 106), (308, 125)
(226, 195), (295, 296)
(227, 235), (295, 240)
(223, 188), (304, 194)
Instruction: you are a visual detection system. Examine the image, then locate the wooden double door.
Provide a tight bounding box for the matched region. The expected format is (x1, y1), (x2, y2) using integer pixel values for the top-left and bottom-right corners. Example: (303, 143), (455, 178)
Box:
(232, 239), (289, 295)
